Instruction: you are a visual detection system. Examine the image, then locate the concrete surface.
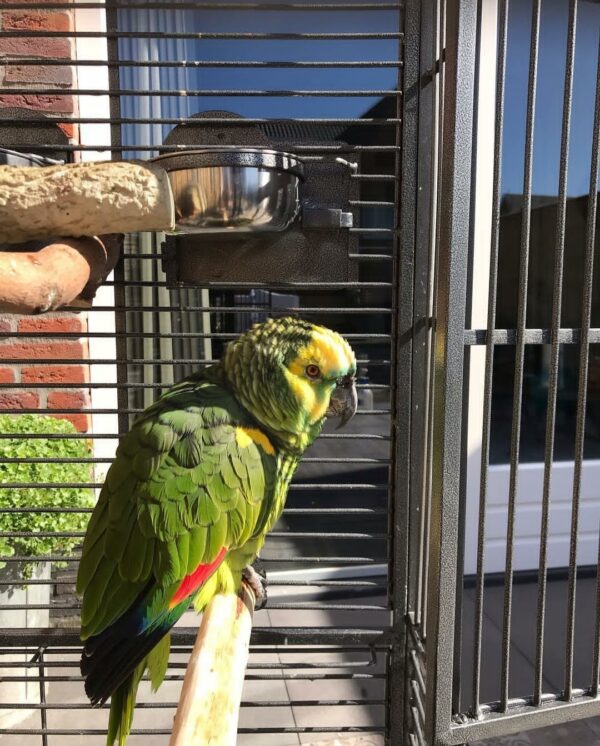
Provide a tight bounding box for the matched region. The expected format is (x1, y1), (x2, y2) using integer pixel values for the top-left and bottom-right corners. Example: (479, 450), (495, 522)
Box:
(0, 598), (386, 745)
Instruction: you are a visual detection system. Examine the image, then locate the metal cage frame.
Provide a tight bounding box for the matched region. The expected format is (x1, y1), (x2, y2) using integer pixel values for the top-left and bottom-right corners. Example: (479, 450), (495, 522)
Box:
(1, 1), (600, 744)
(400, 1), (600, 744)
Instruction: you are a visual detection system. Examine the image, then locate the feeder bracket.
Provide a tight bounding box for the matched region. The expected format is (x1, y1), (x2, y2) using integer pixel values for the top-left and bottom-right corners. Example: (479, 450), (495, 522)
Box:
(302, 207), (354, 230)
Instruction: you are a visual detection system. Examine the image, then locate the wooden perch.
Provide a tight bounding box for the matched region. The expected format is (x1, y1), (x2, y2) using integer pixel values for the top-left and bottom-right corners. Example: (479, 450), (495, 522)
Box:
(0, 235), (121, 314)
(0, 160), (174, 244)
(170, 585), (256, 746)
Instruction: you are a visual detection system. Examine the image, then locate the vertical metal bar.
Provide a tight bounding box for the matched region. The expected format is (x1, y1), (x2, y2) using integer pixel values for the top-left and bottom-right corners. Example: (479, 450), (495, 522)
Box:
(384, 645), (392, 746)
(156, 233), (175, 388)
(452, 343), (470, 716)
(535, 0), (578, 706)
(500, 0), (541, 713)
(37, 647), (48, 746)
(425, 0), (476, 740)
(471, 0), (507, 718)
(412, 0), (436, 635)
(573, 35), (600, 702)
(389, 0), (419, 741)
(594, 521), (600, 697)
(156, 7), (184, 391)
(405, 0), (439, 726)
(200, 288), (214, 364)
(452, 0), (488, 714)
(420, 0), (445, 642)
(141, 233), (158, 409)
(106, 0), (130, 436)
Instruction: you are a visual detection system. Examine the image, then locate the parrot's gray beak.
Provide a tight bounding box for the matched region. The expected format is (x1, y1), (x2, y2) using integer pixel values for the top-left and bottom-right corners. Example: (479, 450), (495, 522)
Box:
(327, 375), (358, 429)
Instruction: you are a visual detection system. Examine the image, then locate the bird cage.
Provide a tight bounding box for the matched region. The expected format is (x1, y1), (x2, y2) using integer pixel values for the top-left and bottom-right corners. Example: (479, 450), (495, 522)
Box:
(1, 1), (600, 745)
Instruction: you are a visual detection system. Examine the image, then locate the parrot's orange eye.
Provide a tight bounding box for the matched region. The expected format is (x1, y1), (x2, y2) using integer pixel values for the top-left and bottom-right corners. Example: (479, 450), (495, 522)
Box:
(306, 364), (321, 379)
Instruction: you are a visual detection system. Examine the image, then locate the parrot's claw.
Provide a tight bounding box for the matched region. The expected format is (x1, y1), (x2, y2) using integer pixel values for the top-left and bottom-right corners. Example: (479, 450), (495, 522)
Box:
(242, 559), (268, 610)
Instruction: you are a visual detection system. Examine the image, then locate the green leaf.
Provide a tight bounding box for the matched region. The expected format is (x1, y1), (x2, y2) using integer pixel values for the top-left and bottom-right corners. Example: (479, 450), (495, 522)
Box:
(0, 414), (93, 575)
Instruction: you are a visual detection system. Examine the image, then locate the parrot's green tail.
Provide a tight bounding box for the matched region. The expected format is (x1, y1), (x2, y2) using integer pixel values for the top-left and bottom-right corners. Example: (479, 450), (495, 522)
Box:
(106, 661), (145, 746)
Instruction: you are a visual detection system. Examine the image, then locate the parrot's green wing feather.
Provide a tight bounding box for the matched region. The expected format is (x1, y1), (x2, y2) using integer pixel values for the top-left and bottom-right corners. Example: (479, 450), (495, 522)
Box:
(77, 374), (277, 642)
(147, 632), (171, 692)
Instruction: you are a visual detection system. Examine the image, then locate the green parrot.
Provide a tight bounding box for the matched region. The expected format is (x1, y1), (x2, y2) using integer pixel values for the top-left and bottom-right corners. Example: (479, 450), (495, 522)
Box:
(77, 316), (357, 745)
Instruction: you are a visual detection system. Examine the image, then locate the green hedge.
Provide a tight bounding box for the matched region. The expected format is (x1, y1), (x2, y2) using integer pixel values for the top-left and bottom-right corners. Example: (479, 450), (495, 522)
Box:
(0, 414), (94, 575)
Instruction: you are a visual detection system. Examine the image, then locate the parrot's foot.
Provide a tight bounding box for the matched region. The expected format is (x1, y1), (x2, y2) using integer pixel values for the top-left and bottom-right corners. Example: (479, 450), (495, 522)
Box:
(242, 559), (268, 610)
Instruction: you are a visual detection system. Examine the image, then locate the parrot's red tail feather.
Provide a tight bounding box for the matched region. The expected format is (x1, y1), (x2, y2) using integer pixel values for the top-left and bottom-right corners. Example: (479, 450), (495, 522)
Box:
(169, 546), (227, 608)
(81, 550), (228, 707)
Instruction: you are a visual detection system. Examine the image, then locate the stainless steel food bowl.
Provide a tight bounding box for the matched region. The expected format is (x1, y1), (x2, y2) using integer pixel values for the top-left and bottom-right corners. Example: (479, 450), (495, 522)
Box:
(154, 149), (304, 233)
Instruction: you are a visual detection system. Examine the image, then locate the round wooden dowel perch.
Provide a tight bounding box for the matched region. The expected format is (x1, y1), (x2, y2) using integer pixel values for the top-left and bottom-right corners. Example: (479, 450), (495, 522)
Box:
(169, 584), (256, 746)
(0, 160), (174, 245)
(0, 235), (121, 313)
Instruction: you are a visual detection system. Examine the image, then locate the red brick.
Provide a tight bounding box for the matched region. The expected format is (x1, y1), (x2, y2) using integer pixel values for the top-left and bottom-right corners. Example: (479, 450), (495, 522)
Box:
(22, 365), (87, 385)
(18, 315), (84, 334)
(0, 317), (13, 333)
(47, 390), (90, 432)
(47, 390), (89, 410)
(0, 37), (71, 59)
(0, 391), (39, 409)
(50, 412), (90, 433)
(2, 11), (72, 33)
(4, 63), (73, 86)
(0, 92), (74, 113)
(0, 368), (15, 384)
(57, 121), (76, 139)
(0, 340), (84, 361)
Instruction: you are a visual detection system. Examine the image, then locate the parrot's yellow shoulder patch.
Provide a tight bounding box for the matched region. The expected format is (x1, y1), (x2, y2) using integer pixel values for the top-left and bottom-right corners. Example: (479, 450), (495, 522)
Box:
(235, 427), (275, 455)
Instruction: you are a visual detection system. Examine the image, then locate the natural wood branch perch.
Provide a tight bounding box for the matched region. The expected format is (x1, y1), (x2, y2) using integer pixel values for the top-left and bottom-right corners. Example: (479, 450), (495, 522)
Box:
(0, 235), (121, 313)
(0, 160), (174, 244)
(170, 585), (256, 746)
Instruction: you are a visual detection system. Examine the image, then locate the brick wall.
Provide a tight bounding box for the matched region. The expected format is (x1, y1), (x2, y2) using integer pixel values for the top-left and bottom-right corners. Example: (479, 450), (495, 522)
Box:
(0, 2), (91, 432)
(0, 2), (78, 140)
(0, 314), (91, 432)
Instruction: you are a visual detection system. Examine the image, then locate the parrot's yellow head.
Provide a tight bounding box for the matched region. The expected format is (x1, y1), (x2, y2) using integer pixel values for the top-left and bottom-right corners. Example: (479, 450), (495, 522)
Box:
(223, 317), (357, 453)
